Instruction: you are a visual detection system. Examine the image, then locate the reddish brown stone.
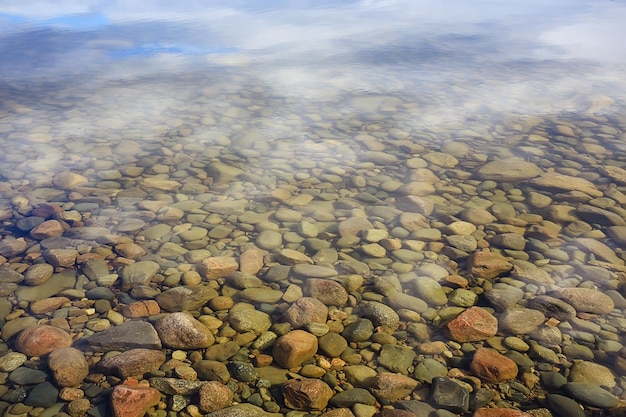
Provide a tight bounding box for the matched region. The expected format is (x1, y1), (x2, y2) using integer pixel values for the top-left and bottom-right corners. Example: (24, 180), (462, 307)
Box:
(467, 251), (513, 279)
(30, 220), (65, 239)
(254, 354), (273, 367)
(273, 330), (318, 369)
(121, 300), (161, 318)
(470, 348), (519, 384)
(473, 409), (531, 417)
(198, 381), (233, 413)
(198, 256), (238, 279)
(110, 379), (161, 417)
(99, 349), (166, 379)
(282, 378), (333, 410)
(48, 347), (89, 387)
(30, 297), (71, 315)
(447, 307), (498, 342)
(14, 325), (73, 357)
(239, 248), (265, 275)
(283, 297), (328, 328)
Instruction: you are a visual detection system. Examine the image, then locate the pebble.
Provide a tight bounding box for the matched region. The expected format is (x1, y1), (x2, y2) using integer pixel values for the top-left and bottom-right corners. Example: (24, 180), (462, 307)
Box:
(47, 347), (90, 387)
(552, 287), (615, 314)
(499, 308), (546, 335)
(431, 376), (470, 413)
(377, 344), (416, 375)
(568, 361), (616, 387)
(447, 307), (498, 342)
(88, 320), (162, 351)
(470, 347), (519, 383)
(283, 297), (328, 328)
(272, 330), (318, 368)
(329, 388), (377, 408)
(198, 381), (234, 413)
(110, 379), (161, 417)
(563, 382), (619, 409)
(14, 325), (73, 357)
(282, 378), (334, 410)
(99, 349), (166, 379)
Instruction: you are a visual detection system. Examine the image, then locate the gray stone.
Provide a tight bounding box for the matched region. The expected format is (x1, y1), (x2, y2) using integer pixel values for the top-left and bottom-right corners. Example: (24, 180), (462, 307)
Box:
(156, 285), (218, 312)
(499, 308), (546, 335)
(24, 381), (59, 407)
(377, 344), (416, 375)
(15, 270), (76, 302)
(546, 394), (585, 417)
(484, 286), (524, 311)
(227, 361), (257, 382)
(564, 382), (619, 409)
(386, 292), (428, 313)
(9, 367), (48, 385)
(256, 230), (283, 250)
(329, 388), (377, 408)
(414, 358), (448, 383)
(431, 377), (469, 414)
(120, 261), (160, 288)
(342, 319), (374, 342)
(88, 320), (162, 352)
(541, 372), (567, 391)
(149, 377), (206, 395)
(412, 277), (448, 306)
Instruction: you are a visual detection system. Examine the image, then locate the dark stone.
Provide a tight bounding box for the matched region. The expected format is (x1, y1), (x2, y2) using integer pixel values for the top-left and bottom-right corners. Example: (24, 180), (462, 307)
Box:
(342, 318), (374, 342)
(329, 388), (377, 408)
(24, 382), (59, 407)
(8, 368), (48, 385)
(149, 377), (205, 395)
(394, 400), (437, 417)
(431, 377), (469, 414)
(469, 388), (494, 411)
(546, 394), (585, 417)
(564, 382), (619, 409)
(227, 361), (257, 382)
(541, 371), (568, 391)
(85, 287), (116, 301)
(88, 320), (161, 352)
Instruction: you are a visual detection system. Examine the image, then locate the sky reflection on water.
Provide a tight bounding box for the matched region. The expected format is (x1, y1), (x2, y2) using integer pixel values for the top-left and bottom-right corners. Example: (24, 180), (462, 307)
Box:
(1, 0), (626, 138)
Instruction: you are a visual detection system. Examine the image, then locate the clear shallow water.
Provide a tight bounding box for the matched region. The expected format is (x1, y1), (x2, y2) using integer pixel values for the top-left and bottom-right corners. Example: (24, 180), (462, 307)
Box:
(1, 1), (626, 416)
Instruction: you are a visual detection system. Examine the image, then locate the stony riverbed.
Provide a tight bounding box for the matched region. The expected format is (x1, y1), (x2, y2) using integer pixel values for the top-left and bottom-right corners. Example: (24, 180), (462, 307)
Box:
(0, 79), (625, 417)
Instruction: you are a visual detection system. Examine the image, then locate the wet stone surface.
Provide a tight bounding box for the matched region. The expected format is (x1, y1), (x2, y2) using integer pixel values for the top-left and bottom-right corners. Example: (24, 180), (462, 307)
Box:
(0, 73), (626, 417)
